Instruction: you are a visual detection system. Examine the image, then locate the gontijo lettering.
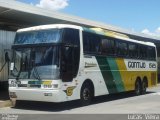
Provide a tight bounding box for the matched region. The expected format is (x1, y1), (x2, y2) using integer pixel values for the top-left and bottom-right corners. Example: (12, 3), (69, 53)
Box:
(128, 61), (146, 68)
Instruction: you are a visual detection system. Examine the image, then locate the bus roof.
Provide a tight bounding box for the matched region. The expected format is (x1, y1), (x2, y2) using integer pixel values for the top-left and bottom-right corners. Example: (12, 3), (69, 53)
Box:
(17, 24), (83, 32)
(17, 24), (155, 47)
(83, 26), (155, 47)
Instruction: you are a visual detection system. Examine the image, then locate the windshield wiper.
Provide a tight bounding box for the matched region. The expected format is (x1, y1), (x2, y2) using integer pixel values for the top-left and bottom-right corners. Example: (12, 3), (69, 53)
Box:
(15, 70), (21, 81)
(14, 64), (22, 81)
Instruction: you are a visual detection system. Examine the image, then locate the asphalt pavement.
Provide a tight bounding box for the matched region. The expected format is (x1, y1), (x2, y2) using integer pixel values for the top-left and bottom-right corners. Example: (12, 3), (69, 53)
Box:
(0, 86), (160, 120)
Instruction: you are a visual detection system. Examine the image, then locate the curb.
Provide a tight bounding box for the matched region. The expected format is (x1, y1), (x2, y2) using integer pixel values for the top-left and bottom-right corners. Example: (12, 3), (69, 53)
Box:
(0, 100), (12, 108)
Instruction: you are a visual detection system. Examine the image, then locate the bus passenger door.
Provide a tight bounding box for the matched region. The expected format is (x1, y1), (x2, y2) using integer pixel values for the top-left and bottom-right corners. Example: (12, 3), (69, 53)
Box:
(60, 28), (80, 82)
(61, 45), (80, 82)
(61, 46), (74, 82)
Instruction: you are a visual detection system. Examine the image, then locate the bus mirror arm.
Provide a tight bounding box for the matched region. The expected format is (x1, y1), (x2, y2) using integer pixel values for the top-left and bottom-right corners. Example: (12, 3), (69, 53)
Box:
(5, 52), (10, 63)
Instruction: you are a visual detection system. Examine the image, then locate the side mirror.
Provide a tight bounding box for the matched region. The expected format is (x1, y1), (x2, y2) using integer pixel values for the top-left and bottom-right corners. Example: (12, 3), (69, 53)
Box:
(5, 52), (10, 62)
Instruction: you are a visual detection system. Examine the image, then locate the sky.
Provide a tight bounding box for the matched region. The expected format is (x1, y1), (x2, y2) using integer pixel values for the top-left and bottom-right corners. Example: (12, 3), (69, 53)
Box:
(16, 0), (160, 37)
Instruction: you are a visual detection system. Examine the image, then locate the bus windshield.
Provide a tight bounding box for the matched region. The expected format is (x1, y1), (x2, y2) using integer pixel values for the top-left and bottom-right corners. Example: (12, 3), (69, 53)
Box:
(14, 29), (62, 44)
(10, 46), (60, 80)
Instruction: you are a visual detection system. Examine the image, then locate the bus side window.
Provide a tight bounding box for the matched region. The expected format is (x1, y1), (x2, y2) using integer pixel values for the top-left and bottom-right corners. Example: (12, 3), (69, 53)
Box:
(101, 38), (115, 56)
(139, 45), (147, 59)
(147, 47), (156, 60)
(116, 41), (128, 57)
(83, 32), (101, 54)
(83, 32), (90, 53)
(62, 28), (79, 45)
(128, 43), (138, 58)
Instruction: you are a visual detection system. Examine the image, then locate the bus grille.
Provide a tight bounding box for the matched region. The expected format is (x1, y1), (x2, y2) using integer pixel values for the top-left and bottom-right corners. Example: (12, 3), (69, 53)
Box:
(18, 84), (41, 88)
(18, 84), (27, 87)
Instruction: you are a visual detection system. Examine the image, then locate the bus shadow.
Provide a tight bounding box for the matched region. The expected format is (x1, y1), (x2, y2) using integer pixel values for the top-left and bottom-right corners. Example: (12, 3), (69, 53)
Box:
(0, 90), (10, 101)
(14, 91), (155, 112)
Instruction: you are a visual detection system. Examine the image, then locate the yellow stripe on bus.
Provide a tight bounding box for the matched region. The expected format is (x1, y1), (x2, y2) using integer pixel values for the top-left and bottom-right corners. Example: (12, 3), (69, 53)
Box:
(116, 58), (133, 91)
(42, 81), (52, 85)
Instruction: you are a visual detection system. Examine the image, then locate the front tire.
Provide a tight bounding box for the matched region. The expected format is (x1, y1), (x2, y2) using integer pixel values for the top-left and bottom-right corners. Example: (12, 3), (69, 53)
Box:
(80, 83), (93, 106)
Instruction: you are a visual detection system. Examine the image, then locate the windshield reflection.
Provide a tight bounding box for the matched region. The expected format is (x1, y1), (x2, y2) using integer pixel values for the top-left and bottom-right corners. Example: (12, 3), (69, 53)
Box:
(15, 29), (62, 44)
(10, 46), (60, 80)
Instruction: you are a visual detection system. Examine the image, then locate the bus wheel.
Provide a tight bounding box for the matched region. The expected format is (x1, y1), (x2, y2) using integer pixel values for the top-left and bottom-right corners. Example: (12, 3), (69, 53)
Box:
(80, 83), (93, 106)
(135, 80), (141, 96)
(141, 81), (147, 94)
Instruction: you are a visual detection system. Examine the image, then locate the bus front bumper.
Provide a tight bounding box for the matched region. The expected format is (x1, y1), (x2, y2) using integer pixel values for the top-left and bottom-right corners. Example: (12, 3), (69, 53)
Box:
(9, 88), (67, 103)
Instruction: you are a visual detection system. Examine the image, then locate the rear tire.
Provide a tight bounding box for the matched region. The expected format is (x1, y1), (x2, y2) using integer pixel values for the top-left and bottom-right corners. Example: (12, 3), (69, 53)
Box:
(135, 80), (141, 95)
(80, 83), (93, 106)
(141, 81), (147, 94)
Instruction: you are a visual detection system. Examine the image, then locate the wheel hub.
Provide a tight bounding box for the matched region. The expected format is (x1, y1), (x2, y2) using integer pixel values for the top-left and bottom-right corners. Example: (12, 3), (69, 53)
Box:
(83, 88), (90, 100)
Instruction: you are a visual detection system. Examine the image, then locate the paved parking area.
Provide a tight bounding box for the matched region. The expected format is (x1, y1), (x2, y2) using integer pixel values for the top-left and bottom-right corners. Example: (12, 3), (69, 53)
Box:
(0, 86), (160, 114)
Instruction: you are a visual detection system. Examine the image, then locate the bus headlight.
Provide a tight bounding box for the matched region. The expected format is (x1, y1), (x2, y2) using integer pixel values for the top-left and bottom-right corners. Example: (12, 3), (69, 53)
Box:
(52, 84), (58, 88)
(43, 84), (58, 88)
(16, 80), (21, 85)
(10, 80), (17, 87)
(43, 85), (52, 88)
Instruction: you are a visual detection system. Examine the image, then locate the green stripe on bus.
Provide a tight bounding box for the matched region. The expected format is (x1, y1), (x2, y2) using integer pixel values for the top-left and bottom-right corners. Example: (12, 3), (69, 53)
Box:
(107, 58), (125, 92)
(96, 56), (118, 93)
(28, 80), (42, 85)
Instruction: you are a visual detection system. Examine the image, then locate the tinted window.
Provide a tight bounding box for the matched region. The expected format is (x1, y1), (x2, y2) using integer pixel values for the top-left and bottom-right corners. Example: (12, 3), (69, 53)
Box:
(128, 43), (138, 58)
(116, 41), (128, 57)
(147, 47), (156, 60)
(139, 45), (147, 59)
(83, 32), (101, 54)
(63, 28), (80, 46)
(101, 38), (115, 55)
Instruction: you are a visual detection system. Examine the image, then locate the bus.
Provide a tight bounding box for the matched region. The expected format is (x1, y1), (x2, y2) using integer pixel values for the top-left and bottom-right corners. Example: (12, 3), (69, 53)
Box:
(9, 24), (157, 106)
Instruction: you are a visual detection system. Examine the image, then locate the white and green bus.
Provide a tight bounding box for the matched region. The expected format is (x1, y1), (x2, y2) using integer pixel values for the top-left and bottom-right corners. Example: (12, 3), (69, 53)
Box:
(9, 24), (157, 106)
